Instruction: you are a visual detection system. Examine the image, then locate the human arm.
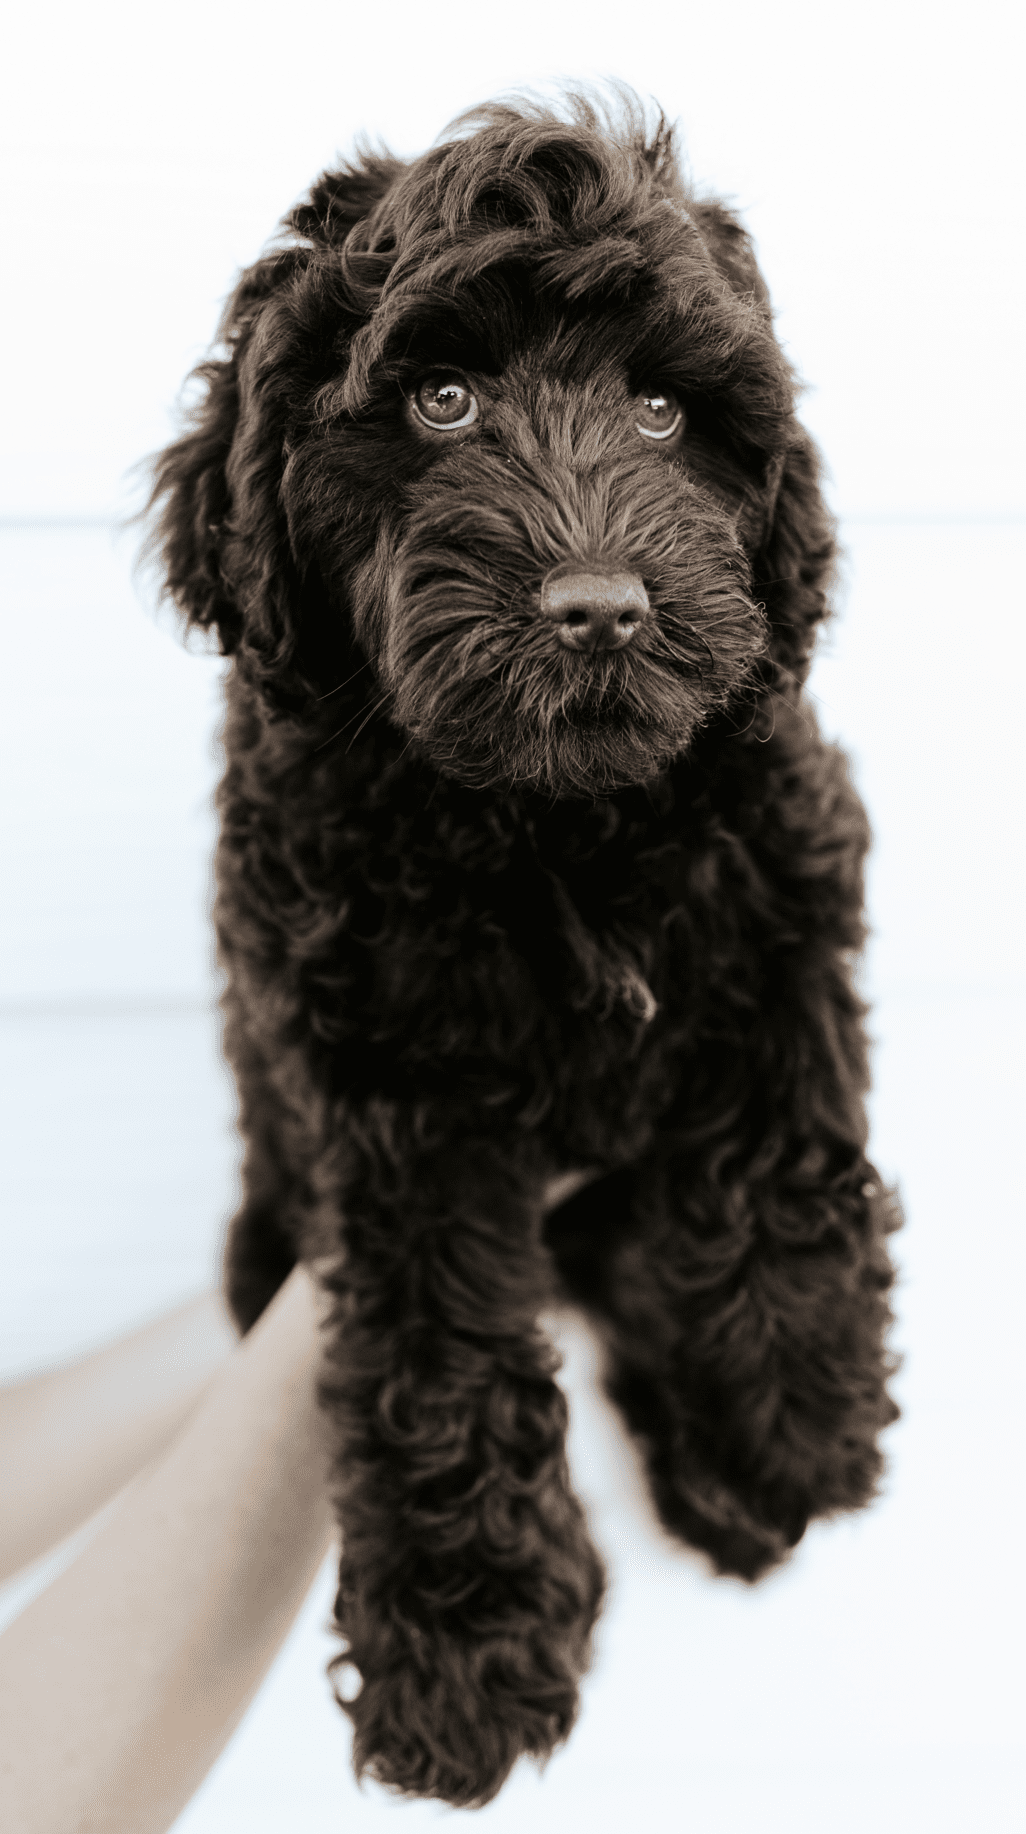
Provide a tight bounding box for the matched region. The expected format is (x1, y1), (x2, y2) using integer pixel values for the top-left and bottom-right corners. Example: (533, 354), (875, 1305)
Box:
(0, 1263), (333, 1834)
(0, 1290), (239, 1583)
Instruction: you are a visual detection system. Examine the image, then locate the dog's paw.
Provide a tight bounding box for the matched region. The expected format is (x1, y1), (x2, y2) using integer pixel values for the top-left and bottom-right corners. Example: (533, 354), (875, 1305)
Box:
(336, 1614), (595, 1807)
(686, 1513), (801, 1582)
(645, 1464), (809, 1581)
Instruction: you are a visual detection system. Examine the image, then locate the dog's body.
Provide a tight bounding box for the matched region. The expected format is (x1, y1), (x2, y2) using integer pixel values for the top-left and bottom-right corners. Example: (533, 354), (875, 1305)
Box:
(152, 94), (898, 1807)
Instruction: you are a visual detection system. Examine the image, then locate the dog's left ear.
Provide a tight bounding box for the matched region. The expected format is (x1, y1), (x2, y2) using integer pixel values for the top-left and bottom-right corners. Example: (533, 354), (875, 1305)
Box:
(691, 200), (771, 310)
(693, 200), (835, 686)
(752, 431), (836, 687)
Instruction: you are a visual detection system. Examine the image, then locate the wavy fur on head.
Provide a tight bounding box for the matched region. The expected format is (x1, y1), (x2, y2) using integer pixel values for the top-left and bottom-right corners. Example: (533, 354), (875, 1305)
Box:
(150, 87), (899, 1809)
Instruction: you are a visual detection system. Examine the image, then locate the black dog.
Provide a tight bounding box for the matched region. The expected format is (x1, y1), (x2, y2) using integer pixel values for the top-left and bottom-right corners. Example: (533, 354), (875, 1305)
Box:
(151, 92), (899, 1808)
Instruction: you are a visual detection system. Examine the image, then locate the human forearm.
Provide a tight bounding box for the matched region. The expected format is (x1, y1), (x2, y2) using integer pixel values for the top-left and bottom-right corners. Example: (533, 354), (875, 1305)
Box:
(0, 1290), (239, 1583)
(0, 1265), (333, 1834)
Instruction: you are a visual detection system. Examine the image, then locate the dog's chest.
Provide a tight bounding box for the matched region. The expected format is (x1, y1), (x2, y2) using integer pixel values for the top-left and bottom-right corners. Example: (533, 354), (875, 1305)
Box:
(326, 811), (681, 1155)
(217, 731), (696, 1156)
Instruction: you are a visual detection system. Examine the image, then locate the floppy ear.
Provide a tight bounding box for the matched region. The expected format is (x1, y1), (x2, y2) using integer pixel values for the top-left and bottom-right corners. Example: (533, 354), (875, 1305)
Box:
(148, 153), (403, 675)
(691, 200), (771, 309)
(693, 199), (836, 688)
(753, 431), (836, 688)
(148, 248), (309, 662)
(289, 149), (407, 245)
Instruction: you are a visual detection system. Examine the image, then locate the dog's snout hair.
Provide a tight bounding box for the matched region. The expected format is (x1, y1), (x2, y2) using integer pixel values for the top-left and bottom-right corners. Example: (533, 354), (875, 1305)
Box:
(355, 422), (765, 793)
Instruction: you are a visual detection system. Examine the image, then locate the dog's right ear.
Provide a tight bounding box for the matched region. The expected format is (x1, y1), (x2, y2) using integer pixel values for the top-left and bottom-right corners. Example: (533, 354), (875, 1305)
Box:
(289, 150), (407, 247)
(149, 153), (404, 665)
(148, 249), (309, 658)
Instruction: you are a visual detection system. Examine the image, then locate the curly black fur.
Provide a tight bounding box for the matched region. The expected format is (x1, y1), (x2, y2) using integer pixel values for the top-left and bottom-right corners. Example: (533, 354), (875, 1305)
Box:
(149, 89), (899, 1808)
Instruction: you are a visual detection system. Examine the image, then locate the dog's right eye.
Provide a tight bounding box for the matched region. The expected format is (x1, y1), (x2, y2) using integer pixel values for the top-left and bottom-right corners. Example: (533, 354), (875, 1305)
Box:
(410, 376), (479, 431)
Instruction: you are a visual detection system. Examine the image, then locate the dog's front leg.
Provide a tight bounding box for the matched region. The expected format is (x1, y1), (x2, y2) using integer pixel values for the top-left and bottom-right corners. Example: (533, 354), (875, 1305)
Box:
(546, 992), (900, 1581)
(316, 1132), (605, 1808)
(600, 1155), (900, 1580)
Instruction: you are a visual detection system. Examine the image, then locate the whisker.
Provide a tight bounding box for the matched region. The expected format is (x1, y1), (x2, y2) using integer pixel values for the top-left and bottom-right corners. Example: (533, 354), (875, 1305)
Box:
(315, 690), (389, 752)
(316, 658), (372, 701)
(344, 693), (390, 754)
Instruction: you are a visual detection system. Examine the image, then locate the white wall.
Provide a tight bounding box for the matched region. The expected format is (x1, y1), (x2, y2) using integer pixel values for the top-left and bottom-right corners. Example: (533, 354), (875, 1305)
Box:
(2, 0), (1023, 522)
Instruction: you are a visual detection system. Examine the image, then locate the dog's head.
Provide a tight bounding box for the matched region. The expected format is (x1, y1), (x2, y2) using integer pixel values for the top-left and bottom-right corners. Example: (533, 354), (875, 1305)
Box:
(151, 92), (833, 797)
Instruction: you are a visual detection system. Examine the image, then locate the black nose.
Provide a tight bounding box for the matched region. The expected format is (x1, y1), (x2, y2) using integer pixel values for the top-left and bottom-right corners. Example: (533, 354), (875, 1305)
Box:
(539, 568), (651, 653)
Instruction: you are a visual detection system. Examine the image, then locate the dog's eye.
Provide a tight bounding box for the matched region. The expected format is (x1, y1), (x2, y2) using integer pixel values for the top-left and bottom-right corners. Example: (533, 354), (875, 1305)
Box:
(634, 387), (684, 441)
(411, 375), (479, 431)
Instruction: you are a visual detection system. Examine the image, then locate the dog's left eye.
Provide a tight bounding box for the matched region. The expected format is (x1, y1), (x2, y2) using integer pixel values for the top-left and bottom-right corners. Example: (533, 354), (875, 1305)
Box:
(411, 375), (479, 431)
(634, 387), (684, 441)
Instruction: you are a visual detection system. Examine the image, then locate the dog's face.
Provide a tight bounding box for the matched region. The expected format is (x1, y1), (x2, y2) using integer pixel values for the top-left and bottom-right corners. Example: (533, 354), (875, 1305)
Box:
(154, 97), (829, 798)
(316, 328), (774, 797)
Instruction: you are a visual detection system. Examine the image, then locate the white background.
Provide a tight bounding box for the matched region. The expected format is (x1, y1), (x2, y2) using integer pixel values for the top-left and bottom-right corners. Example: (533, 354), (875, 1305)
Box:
(2, 0), (1022, 523)
(1, 1), (1024, 1829)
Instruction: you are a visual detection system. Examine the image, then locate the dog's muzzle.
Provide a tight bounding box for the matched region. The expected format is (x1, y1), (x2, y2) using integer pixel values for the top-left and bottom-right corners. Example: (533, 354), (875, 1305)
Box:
(539, 564), (651, 654)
